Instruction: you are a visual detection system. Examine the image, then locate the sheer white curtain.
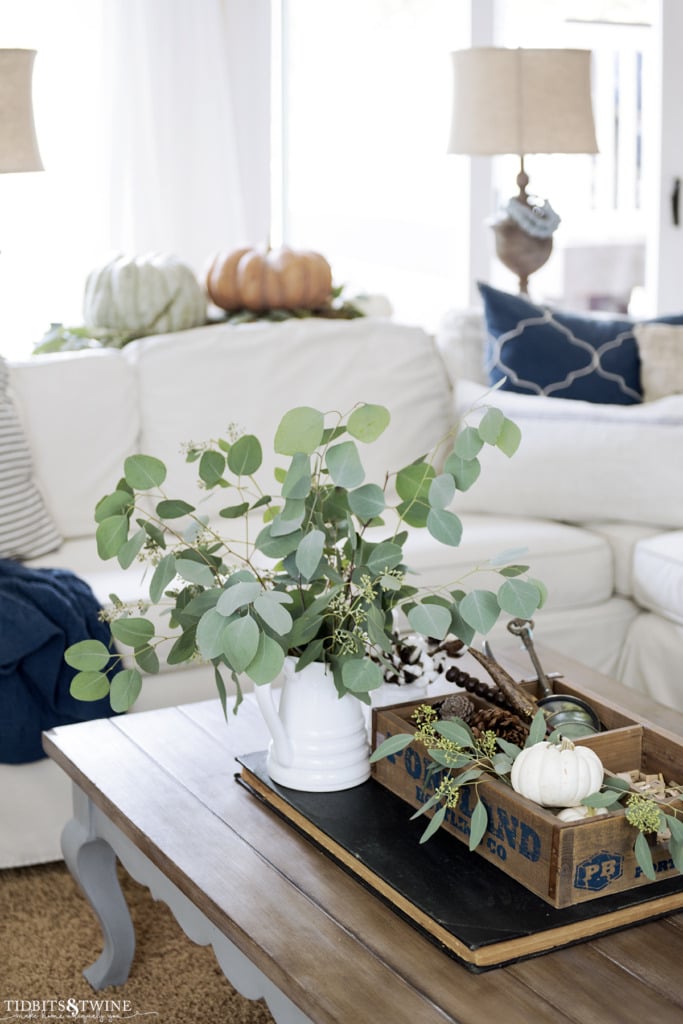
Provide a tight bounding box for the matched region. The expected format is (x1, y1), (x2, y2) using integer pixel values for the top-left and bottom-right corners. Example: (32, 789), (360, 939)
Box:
(0, 0), (255, 359)
(101, 0), (248, 276)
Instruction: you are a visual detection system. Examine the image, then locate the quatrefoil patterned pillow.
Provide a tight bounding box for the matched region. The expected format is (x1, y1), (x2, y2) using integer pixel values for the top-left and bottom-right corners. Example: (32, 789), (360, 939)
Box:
(478, 282), (683, 405)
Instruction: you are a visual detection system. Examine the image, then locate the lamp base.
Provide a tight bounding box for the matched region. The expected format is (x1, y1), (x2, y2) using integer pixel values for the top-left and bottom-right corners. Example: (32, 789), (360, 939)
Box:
(491, 217), (553, 295)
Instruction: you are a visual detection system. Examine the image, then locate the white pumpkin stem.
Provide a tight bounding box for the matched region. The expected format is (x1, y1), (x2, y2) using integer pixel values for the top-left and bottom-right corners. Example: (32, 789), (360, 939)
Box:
(559, 737), (576, 752)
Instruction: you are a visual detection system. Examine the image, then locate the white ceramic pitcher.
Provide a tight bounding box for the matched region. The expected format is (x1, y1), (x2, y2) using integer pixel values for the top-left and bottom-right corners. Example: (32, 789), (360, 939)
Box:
(254, 656), (370, 791)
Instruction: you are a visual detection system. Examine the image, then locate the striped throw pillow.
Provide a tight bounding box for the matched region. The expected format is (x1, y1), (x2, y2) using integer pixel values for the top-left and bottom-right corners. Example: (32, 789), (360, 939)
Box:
(0, 357), (61, 560)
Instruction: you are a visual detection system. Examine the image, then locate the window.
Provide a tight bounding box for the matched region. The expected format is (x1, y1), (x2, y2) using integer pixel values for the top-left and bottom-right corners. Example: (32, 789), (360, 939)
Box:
(490, 0), (655, 311)
(277, 0), (471, 330)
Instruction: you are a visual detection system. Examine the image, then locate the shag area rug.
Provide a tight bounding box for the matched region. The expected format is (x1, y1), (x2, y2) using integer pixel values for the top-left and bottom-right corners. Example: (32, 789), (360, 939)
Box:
(1, 861), (276, 1023)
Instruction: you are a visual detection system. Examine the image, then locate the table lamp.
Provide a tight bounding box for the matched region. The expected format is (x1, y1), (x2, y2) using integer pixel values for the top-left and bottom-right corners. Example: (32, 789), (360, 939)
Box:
(0, 48), (43, 173)
(448, 47), (598, 294)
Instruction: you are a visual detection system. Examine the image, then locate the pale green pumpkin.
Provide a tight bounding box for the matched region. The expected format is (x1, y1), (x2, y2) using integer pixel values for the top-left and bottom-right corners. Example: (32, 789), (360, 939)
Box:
(83, 252), (207, 336)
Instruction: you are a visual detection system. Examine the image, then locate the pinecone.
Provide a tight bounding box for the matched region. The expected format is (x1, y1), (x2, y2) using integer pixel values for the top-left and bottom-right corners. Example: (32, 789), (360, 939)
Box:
(469, 706), (530, 747)
(439, 693), (475, 724)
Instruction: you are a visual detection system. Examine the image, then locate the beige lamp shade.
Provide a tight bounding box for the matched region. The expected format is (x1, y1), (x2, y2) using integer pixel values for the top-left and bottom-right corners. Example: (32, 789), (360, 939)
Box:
(0, 49), (43, 173)
(448, 47), (598, 157)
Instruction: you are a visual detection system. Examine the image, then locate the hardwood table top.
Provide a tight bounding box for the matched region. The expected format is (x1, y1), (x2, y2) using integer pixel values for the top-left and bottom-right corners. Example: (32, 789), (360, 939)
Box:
(44, 647), (683, 1024)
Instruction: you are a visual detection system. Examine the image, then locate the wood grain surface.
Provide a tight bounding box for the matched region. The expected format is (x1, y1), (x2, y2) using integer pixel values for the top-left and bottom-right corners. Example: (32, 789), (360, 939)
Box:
(43, 648), (683, 1024)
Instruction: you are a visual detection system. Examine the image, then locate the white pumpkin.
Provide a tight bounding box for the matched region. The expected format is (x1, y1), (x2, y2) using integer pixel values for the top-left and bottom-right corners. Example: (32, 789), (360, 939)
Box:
(510, 738), (604, 808)
(557, 805), (609, 822)
(83, 252), (207, 335)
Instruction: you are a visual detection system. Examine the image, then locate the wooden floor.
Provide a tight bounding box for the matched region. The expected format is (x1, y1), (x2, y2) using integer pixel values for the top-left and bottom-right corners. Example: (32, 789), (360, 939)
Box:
(44, 648), (683, 1024)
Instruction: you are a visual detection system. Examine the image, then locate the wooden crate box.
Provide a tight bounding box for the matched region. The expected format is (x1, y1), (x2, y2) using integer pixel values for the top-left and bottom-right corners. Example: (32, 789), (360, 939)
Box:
(371, 697), (682, 909)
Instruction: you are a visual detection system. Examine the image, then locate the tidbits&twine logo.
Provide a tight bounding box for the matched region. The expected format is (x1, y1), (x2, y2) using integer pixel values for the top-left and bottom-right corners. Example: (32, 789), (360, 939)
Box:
(1, 998), (158, 1021)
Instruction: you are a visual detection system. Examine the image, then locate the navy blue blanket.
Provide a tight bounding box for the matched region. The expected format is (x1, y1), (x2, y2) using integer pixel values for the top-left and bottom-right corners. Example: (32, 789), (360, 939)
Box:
(0, 559), (119, 764)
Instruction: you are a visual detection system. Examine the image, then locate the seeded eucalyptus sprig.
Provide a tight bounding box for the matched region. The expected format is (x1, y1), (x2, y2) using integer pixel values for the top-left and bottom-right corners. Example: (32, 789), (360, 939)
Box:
(64, 399), (545, 715)
(582, 776), (683, 879)
(370, 704), (548, 849)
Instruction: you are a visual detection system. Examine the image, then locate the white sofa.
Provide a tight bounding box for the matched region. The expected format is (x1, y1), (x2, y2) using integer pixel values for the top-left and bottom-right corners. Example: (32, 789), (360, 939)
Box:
(2, 313), (682, 868)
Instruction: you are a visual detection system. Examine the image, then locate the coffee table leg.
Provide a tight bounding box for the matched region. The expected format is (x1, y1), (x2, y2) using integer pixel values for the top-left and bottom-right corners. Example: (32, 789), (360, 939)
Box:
(61, 785), (136, 989)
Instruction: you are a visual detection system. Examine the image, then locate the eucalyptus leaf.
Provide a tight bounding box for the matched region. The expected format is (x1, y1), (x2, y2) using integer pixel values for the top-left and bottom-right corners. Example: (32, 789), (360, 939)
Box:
(133, 644), (160, 675)
(117, 528), (146, 569)
(325, 440), (365, 488)
(497, 578), (542, 619)
(435, 718), (475, 748)
(135, 518), (165, 550)
(496, 737), (523, 759)
(347, 403), (390, 442)
(497, 417), (522, 457)
(156, 499), (195, 519)
(365, 541), (403, 574)
(214, 664), (228, 719)
(409, 793), (441, 818)
(227, 434), (262, 476)
(407, 602), (451, 640)
(64, 639), (111, 672)
(110, 669), (142, 712)
(219, 501), (250, 519)
(582, 790), (623, 807)
(295, 529), (325, 580)
(634, 830), (656, 880)
(665, 814), (683, 843)
(525, 709), (548, 747)
(348, 483), (386, 520)
(69, 671), (110, 702)
(197, 608), (233, 660)
(459, 590), (500, 633)
(254, 524), (303, 558)
(124, 453), (167, 490)
(478, 407), (505, 445)
(454, 427), (484, 461)
(217, 580), (262, 616)
(149, 553), (177, 603)
(222, 615), (260, 673)
(246, 632), (285, 685)
(167, 625), (197, 665)
(95, 489), (134, 524)
(110, 617), (155, 648)
(469, 799), (489, 851)
(341, 658), (382, 693)
(270, 498), (306, 537)
(419, 805), (446, 844)
(428, 473), (456, 510)
(395, 461), (434, 502)
(443, 452), (481, 492)
(199, 449), (226, 487)
(274, 406), (325, 455)
(426, 508), (463, 547)
(175, 559), (215, 588)
(96, 515), (129, 560)
(449, 605), (475, 646)
(281, 452), (312, 499)
(254, 594), (293, 635)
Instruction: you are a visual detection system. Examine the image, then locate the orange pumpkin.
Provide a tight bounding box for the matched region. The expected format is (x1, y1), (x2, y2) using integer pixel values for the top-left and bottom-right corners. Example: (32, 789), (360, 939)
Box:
(206, 245), (333, 312)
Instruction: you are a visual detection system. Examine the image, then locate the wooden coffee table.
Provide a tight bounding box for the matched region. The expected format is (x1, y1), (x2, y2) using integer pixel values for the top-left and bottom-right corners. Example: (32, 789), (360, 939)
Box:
(44, 648), (683, 1024)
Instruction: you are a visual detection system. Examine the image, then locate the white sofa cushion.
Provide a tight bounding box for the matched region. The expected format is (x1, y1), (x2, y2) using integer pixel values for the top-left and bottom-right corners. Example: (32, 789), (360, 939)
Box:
(579, 521), (663, 598)
(632, 530), (683, 625)
(618, 611), (683, 710)
(9, 350), (141, 539)
(453, 379), (683, 529)
(400, 513), (614, 611)
(124, 318), (453, 516)
(0, 356), (61, 560)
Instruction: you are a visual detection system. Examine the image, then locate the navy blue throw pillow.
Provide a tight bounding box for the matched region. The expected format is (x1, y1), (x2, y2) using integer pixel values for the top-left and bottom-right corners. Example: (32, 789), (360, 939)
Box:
(478, 282), (683, 405)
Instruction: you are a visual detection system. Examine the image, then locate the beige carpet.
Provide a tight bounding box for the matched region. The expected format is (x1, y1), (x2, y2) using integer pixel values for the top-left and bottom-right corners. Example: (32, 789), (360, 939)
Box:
(2, 861), (276, 1023)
